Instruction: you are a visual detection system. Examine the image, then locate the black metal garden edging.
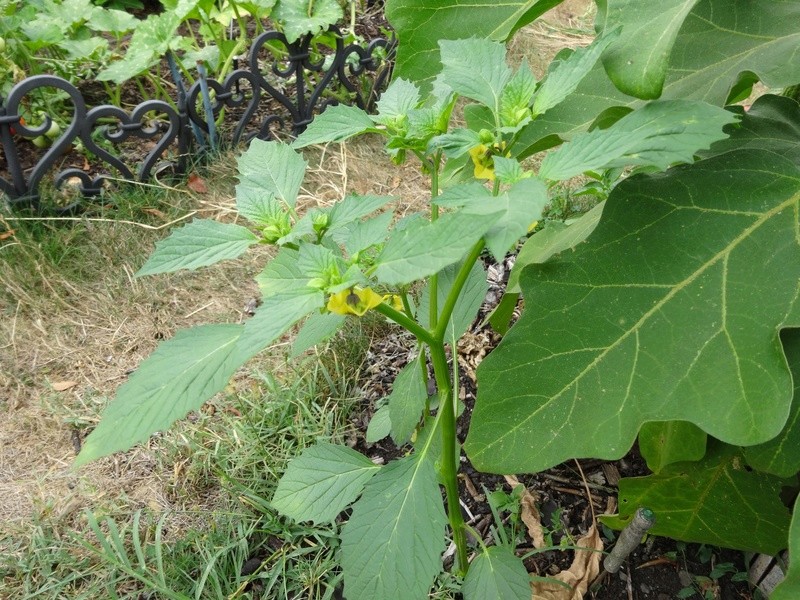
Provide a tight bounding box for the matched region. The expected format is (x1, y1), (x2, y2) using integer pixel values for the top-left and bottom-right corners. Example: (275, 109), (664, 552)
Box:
(0, 27), (395, 214)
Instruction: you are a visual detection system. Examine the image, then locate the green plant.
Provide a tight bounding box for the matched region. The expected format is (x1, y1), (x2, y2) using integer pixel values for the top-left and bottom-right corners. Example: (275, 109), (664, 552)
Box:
(70, 6), (762, 590)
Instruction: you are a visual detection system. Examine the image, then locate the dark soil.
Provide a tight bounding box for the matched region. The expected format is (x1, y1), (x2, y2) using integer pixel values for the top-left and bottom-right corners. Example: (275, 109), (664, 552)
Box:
(351, 254), (758, 600)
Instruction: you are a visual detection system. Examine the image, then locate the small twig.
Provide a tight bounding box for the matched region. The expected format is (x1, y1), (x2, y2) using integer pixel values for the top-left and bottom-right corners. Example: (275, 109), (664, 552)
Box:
(604, 507), (657, 573)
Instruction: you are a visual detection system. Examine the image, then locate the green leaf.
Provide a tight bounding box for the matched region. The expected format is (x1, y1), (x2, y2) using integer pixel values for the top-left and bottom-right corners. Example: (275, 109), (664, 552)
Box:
(375, 78), (421, 125)
(328, 194), (394, 231)
(531, 28), (619, 117)
(292, 104), (376, 148)
(88, 8), (138, 33)
(388, 356), (428, 444)
(273, 0), (343, 43)
(271, 442), (380, 523)
(374, 209), (502, 286)
(467, 149), (800, 474)
(462, 546), (531, 600)
(439, 38), (511, 114)
(290, 312), (346, 358)
(384, 0), (560, 89)
(601, 443), (791, 554)
(366, 404), (392, 443)
(772, 494), (800, 600)
(596, 0), (700, 100)
(500, 61), (538, 128)
(517, 0), (800, 156)
(235, 289), (323, 360)
(236, 184), (281, 227)
(427, 129), (482, 159)
(742, 329), (800, 477)
(336, 211), (394, 256)
(256, 247), (310, 296)
(492, 156), (526, 184)
(340, 455), (447, 600)
(638, 421), (707, 473)
(136, 219), (258, 276)
(507, 201), (605, 294)
(539, 100), (738, 181)
(418, 260), (488, 343)
(480, 178), (548, 261)
(75, 324), (245, 467)
(237, 139), (307, 208)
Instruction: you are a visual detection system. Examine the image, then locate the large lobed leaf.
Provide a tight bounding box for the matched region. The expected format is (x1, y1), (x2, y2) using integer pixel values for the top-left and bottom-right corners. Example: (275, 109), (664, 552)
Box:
(467, 146), (800, 474)
(601, 442), (792, 555)
(340, 455), (447, 600)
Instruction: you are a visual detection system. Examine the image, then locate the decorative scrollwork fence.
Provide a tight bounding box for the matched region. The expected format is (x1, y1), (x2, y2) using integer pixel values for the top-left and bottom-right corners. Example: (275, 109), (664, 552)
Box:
(0, 27), (395, 214)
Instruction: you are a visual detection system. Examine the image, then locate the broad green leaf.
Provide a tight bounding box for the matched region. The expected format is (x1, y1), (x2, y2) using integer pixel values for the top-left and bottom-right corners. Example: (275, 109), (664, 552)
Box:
(596, 0), (700, 99)
(500, 61), (538, 128)
(136, 219), (258, 276)
(366, 404), (392, 443)
(462, 546), (531, 600)
(75, 324), (244, 467)
(375, 78), (421, 125)
(418, 260), (489, 343)
(427, 129), (482, 159)
(271, 442), (380, 523)
(742, 329), (800, 477)
(772, 493), (800, 600)
(517, 0), (800, 156)
(638, 421), (707, 473)
(340, 455), (447, 600)
(385, 0), (562, 89)
(272, 0), (343, 43)
(439, 38), (511, 114)
(88, 8), (138, 33)
(335, 211), (394, 256)
(531, 29), (619, 117)
(492, 156), (526, 184)
(290, 312), (346, 358)
(237, 140), (307, 208)
(235, 289), (323, 360)
(374, 209), (502, 286)
(328, 194), (394, 231)
(507, 201), (605, 294)
(539, 100), (738, 181)
(256, 247), (310, 296)
(601, 443), (791, 554)
(292, 104), (376, 148)
(297, 243), (344, 281)
(235, 184), (281, 227)
(467, 149), (800, 474)
(389, 356), (428, 444)
(481, 178), (548, 261)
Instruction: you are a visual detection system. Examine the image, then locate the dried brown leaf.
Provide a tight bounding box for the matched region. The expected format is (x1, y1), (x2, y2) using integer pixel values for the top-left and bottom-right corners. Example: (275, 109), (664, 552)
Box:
(531, 525), (603, 600)
(187, 173), (208, 194)
(51, 380), (78, 391)
(505, 475), (546, 549)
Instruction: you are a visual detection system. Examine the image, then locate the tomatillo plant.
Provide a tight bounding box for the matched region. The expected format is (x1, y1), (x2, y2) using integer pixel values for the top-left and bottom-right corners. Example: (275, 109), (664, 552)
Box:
(75, 35), (740, 599)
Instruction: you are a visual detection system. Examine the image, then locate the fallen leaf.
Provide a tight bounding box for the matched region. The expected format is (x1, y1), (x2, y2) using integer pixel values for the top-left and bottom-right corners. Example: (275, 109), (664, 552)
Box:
(531, 525), (603, 600)
(187, 173), (208, 194)
(0, 229), (15, 241)
(143, 207), (167, 219)
(505, 475), (546, 549)
(52, 380), (78, 391)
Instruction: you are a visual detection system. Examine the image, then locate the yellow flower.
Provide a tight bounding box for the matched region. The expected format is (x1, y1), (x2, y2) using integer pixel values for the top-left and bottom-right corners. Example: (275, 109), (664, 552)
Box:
(327, 287), (386, 316)
(469, 144), (495, 180)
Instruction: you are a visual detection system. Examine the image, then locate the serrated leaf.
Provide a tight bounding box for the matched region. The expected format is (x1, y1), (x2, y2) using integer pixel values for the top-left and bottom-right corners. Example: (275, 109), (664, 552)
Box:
(601, 443), (791, 554)
(235, 289), (323, 359)
(292, 104), (376, 148)
(374, 209), (502, 285)
(237, 139), (307, 208)
(136, 219), (258, 276)
(480, 178), (548, 261)
(388, 356), (428, 444)
(742, 329), (800, 477)
(418, 260), (488, 342)
(236, 183), (281, 227)
(467, 148), (800, 474)
(328, 194), (394, 231)
(439, 38), (511, 113)
(75, 324), (245, 467)
(340, 455), (447, 600)
(366, 404), (392, 443)
(297, 243), (344, 280)
(273, 0), (343, 43)
(532, 28), (619, 117)
(385, 0), (560, 90)
(427, 129), (482, 159)
(462, 546), (531, 600)
(539, 100), (738, 181)
(375, 78), (421, 125)
(290, 312), (346, 358)
(492, 156), (525, 184)
(335, 211), (394, 256)
(638, 421), (707, 473)
(256, 247), (310, 296)
(271, 442), (380, 523)
(500, 61), (537, 128)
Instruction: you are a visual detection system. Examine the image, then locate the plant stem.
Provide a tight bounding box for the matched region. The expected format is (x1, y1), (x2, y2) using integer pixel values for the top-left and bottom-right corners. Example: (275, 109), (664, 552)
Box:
(429, 341), (469, 575)
(429, 152), (442, 330)
(433, 239), (485, 341)
(374, 302), (435, 346)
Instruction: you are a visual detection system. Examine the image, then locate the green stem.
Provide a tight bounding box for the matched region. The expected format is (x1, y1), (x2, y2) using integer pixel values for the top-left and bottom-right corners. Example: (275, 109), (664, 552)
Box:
(429, 341), (469, 575)
(429, 152), (442, 330)
(374, 302), (435, 346)
(433, 239), (485, 341)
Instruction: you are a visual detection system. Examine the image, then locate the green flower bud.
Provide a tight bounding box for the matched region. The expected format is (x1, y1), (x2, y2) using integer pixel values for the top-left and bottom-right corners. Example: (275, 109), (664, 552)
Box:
(478, 129), (495, 144)
(312, 212), (329, 234)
